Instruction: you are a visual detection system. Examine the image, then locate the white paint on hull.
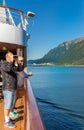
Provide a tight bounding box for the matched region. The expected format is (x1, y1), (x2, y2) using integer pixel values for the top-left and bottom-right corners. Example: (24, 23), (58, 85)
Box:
(0, 23), (26, 45)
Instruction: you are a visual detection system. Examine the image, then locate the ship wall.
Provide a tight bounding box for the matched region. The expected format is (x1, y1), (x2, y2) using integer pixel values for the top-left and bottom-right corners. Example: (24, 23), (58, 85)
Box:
(0, 23), (26, 46)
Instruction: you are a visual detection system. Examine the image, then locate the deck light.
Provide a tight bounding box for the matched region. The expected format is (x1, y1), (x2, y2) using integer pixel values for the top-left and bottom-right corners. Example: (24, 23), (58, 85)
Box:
(27, 11), (35, 17)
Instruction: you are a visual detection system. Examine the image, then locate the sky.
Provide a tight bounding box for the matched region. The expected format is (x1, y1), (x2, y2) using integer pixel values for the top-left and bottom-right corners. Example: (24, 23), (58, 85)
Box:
(5, 0), (84, 60)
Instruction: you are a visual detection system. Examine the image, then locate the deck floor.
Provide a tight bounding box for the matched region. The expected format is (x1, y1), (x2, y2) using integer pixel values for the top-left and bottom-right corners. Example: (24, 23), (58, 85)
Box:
(0, 96), (24, 130)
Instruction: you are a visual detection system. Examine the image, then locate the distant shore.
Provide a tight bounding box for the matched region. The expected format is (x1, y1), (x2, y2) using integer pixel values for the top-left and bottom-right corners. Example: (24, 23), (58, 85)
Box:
(28, 63), (84, 67)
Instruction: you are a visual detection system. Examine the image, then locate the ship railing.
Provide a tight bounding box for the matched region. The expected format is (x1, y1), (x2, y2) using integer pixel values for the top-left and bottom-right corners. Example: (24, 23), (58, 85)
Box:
(0, 5), (28, 30)
(24, 78), (45, 130)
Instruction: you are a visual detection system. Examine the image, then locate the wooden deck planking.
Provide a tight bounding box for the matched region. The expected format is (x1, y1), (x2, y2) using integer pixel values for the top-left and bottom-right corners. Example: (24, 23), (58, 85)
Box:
(0, 96), (24, 130)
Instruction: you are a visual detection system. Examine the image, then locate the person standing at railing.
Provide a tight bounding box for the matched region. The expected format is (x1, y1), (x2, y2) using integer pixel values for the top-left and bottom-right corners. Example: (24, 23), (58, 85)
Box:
(9, 55), (33, 119)
(0, 51), (24, 128)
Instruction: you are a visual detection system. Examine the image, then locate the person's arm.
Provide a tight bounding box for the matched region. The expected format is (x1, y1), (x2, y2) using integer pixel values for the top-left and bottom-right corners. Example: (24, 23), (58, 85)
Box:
(23, 67), (33, 76)
(0, 60), (13, 72)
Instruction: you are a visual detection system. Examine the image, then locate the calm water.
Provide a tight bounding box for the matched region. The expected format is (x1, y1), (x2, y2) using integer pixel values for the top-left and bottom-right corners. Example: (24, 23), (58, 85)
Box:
(28, 66), (84, 130)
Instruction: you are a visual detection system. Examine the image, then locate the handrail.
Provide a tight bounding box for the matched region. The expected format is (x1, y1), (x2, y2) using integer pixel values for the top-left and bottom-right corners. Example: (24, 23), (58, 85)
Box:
(0, 5), (27, 30)
(24, 78), (30, 130)
(0, 5), (26, 16)
(24, 78), (45, 130)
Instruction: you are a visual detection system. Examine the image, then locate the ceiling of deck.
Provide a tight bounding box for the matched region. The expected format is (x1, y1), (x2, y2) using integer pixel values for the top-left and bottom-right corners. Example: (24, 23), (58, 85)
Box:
(0, 42), (25, 51)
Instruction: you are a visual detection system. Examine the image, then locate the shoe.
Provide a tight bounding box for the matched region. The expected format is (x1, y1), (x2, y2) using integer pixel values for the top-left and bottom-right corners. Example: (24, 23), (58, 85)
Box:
(13, 109), (17, 113)
(4, 121), (16, 128)
(9, 112), (19, 120)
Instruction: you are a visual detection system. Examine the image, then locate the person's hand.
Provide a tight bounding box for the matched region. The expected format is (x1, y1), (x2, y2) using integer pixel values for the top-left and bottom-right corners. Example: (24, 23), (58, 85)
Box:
(28, 72), (33, 76)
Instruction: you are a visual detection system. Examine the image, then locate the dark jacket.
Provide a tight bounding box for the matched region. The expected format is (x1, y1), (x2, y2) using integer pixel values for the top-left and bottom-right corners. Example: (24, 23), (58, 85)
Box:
(0, 60), (22, 91)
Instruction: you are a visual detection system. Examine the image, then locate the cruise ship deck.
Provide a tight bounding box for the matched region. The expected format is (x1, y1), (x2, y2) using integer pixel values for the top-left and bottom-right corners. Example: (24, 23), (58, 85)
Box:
(0, 79), (45, 130)
(0, 95), (24, 130)
(0, 3), (45, 130)
(0, 80), (24, 130)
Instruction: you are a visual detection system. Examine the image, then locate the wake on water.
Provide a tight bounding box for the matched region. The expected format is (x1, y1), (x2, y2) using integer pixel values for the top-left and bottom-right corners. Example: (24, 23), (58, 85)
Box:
(37, 97), (84, 130)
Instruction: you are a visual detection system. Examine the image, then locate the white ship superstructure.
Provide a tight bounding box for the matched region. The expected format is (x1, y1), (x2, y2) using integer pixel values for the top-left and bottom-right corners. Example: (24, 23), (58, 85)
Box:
(0, 0), (35, 62)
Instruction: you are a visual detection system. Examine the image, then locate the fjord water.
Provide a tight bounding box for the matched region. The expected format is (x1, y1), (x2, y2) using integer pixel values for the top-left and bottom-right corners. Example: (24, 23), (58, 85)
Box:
(28, 66), (84, 130)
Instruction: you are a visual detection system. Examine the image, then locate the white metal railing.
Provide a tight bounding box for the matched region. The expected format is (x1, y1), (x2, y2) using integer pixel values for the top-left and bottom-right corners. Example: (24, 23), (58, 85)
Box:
(0, 6), (28, 31)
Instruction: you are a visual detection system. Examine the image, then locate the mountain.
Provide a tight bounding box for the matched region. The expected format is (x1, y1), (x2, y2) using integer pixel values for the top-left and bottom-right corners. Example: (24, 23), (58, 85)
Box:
(28, 37), (84, 65)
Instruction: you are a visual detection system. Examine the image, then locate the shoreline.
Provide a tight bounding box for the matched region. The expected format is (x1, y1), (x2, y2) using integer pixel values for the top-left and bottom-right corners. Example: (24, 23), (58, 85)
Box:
(28, 64), (84, 67)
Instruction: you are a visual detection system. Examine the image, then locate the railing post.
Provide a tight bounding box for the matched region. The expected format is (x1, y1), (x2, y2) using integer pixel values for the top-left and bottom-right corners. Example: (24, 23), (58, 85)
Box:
(24, 78), (30, 130)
